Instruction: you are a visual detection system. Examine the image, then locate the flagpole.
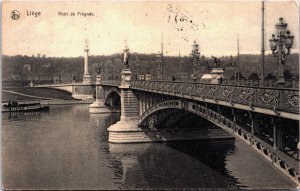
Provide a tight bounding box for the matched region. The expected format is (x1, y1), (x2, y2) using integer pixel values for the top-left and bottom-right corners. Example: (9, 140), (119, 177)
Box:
(261, 1), (265, 86)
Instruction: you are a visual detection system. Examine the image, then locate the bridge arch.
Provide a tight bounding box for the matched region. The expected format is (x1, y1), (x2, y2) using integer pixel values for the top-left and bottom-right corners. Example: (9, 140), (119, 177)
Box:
(138, 99), (300, 184)
(139, 100), (236, 135)
(105, 87), (121, 100)
(104, 87), (121, 108)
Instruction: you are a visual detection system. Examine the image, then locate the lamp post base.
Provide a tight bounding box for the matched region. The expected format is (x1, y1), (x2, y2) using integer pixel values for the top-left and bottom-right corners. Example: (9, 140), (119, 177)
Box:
(276, 77), (286, 86)
(191, 74), (197, 81)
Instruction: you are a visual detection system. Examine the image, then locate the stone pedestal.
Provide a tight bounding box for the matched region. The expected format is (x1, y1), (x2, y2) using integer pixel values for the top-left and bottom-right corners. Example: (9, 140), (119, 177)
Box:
(89, 74), (111, 113)
(276, 78), (286, 87)
(120, 69), (131, 88)
(83, 74), (91, 84)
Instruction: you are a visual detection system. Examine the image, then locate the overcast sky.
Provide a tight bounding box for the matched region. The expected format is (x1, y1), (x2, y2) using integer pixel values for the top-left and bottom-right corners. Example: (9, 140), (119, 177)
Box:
(3, 1), (299, 57)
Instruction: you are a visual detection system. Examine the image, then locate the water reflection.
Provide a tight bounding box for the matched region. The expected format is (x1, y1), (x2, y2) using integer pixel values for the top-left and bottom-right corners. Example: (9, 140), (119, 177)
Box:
(108, 140), (242, 190)
(4, 111), (42, 121)
(2, 105), (295, 190)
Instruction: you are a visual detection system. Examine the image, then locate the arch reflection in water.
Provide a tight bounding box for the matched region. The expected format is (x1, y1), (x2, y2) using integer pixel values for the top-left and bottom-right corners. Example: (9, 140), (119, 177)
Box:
(90, 113), (117, 127)
(108, 140), (242, 190)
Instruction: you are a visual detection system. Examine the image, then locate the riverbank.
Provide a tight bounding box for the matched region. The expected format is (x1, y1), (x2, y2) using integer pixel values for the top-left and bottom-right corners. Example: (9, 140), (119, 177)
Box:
(2, 87), (94, 105)
(2, 99), (94, 105)
(2, 87), (76, 101)
(41, 99), (94, 105)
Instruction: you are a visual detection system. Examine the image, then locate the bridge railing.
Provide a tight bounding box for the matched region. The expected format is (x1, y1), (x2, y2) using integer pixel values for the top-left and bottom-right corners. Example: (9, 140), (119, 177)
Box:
(100, 80), (121, 87)
(34, 82), (75, 87)
(221, 79), (299, 89)
(130, 80), (299, 114)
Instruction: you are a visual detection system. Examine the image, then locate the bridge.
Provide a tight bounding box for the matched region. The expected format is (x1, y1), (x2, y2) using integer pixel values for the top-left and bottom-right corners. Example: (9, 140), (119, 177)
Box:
(29, 43), (299, 185)
(33, 82), (95, 100)
(30, 58), (299, 185)
(89, 64), (300, 185)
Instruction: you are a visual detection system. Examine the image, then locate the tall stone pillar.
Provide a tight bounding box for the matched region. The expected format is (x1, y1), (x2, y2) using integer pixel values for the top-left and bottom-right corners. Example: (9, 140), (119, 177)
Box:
(108, 44), (150, 143)
(89, 74), (110, 113)
(83, 41), (91, 84)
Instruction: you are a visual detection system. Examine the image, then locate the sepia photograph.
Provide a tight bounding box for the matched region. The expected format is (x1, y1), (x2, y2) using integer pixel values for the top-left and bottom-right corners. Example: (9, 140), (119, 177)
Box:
(1, 1), (300, 190)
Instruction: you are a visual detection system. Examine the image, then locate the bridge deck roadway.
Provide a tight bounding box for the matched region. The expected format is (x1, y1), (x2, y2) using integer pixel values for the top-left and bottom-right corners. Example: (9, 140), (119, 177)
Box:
(128, 81), (299, 120)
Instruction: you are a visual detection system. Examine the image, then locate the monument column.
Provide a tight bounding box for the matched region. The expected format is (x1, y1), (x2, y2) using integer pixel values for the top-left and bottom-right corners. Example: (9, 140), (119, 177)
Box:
(71, 40), (93, 100)
(83, 40), (91, 84)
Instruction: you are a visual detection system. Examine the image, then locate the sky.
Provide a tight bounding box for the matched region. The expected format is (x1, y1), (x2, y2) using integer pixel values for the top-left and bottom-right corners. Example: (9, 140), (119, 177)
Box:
(2, 1), (299, 57)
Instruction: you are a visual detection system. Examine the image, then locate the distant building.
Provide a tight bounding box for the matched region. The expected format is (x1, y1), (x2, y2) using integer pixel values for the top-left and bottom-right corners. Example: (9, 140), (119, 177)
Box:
(42, 63), (51, 69)
(23, 64), (31, 72)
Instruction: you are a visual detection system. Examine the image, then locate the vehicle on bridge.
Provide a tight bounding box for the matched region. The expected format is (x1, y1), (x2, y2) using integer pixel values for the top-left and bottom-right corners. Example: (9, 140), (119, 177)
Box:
(200, 68), (224, 84)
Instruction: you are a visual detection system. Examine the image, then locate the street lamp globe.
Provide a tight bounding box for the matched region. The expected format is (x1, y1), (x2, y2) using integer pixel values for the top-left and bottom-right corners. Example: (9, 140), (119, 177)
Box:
(269, 34), (278, 51)
(284, 31), (294, 49)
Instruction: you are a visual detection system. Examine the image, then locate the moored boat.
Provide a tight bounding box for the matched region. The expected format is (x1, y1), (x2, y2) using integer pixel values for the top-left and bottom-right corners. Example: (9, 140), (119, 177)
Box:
(2, 101), (49, 112)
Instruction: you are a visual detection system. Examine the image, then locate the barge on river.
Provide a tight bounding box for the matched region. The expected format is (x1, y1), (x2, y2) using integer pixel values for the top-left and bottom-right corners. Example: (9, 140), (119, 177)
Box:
(2, 101), (49, 112)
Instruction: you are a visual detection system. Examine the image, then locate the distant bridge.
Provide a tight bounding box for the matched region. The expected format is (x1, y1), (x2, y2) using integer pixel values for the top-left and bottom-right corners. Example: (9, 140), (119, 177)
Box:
(34, 82), (95, 100)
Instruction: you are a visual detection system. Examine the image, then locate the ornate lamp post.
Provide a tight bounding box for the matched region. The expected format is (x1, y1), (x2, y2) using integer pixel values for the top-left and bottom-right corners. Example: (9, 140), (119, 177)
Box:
(111, 61), (114, 80)
(269, 17), (294, 85)
(156, 51), (162, 80)
(233, 61), (238, 84)
(190, 41), (200, 80)
(135, 56), (140, 80)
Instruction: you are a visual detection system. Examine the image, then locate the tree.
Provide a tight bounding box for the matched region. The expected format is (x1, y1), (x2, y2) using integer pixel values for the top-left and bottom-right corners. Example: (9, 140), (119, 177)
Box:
(248, 72), (260, 80)
(283, 69), (293, 81)
(230, 73), (246, 80)
(265, 73), (277, 81)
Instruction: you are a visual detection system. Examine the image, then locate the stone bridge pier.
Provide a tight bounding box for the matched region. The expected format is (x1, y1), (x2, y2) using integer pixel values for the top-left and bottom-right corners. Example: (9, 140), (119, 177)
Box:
(107, 69), (145, 143)
(89, 74), (111, 113)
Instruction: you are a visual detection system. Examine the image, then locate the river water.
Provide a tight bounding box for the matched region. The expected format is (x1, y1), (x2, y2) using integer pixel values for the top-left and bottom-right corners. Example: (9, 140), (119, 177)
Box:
(2, 104), (296, 190)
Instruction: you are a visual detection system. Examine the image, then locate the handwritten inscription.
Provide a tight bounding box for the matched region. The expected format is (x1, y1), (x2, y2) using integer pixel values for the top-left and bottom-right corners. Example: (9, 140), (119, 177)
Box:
(166, 4), (206, 42)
